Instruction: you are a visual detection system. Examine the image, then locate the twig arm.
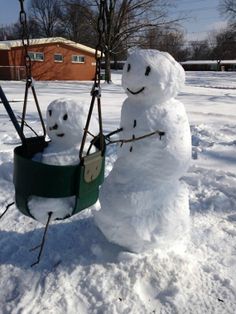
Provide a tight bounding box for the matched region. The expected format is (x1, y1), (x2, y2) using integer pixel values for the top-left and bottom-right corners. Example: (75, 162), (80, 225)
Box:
(105, 128), (123, 139)
(107, 129), (165, 145)
(0, 202), (15, 220)
(30, 211), (52, 267)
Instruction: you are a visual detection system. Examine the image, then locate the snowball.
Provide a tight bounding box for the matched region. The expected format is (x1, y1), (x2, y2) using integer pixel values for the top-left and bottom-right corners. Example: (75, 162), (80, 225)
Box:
(95, 49), (191, 253)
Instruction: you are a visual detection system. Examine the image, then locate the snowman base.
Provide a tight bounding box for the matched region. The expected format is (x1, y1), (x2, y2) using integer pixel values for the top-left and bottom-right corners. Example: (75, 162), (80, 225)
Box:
(95, 180), (190, 254)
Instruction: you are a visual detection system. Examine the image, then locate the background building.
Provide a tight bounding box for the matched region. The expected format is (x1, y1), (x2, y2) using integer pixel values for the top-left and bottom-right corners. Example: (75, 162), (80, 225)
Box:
(180, 60), (236, 71)
(0, 37), (97, 81)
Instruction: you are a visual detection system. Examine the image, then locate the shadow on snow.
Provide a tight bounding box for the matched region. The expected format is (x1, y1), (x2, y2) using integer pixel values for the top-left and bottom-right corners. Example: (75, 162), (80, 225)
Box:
(0, 215), (125, 272)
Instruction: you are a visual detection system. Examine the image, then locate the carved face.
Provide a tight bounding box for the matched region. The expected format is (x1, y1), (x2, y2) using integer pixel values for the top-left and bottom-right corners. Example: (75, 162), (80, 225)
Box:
(46, 98), (88, 149)
(122, 49), (185, 104)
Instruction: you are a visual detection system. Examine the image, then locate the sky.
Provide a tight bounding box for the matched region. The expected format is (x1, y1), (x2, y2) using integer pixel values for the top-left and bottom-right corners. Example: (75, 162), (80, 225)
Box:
(172, 0), (228, 41)
(0, 0), (228, 42)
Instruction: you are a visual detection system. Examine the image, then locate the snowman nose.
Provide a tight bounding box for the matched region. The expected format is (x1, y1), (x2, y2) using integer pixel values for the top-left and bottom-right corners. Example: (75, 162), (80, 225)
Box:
(49, 123), (58, 131)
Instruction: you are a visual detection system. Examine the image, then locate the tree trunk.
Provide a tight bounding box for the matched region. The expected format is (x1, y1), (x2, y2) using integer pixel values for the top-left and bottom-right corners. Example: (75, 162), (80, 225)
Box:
(104, 50), (112, 83)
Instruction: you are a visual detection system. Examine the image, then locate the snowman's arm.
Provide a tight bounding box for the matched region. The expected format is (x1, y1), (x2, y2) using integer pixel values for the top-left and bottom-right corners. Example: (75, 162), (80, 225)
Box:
(107, 129), (165, 145)
(105, 128), (123, 139)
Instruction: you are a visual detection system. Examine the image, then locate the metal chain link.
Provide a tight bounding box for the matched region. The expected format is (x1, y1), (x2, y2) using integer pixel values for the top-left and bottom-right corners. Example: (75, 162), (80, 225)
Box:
(80, 0), (106, 159)
(18, 0), (46, 141)
(19, 0), (32, 84)
(91, 0), (106, 97)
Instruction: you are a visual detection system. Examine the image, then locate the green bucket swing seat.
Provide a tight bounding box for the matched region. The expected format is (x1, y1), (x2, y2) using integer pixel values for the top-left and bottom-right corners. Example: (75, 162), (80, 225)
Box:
(13, 138), (105, 219)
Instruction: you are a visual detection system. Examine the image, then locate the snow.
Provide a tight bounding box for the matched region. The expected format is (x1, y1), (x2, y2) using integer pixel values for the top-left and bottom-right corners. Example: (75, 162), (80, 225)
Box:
(0, 70), (236, 313)
(181, 60), (236, 65)
(45, 98), (96, 153)
(95, 50), (192, 253)
(121, 50), (185, 103)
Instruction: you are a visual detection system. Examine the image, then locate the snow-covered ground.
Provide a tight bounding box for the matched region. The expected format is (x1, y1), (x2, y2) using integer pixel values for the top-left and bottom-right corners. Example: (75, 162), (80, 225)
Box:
(0, 71), (236, 314)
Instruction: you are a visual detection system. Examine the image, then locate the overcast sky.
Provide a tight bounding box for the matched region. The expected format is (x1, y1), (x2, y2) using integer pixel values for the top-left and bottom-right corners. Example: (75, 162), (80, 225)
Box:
(0, 0), (228, 42)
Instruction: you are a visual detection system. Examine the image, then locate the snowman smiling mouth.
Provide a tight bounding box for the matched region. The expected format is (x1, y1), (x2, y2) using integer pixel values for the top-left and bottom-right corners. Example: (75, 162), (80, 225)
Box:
(57, 133), (65, 137)
(127, 87), (145, 95)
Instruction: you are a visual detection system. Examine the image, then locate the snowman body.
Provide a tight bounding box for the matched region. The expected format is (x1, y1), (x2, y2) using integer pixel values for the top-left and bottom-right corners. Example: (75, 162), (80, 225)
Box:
(95, 50), (191, 252)
(28, 98), (98, 224)
(113, 97), (191, 188)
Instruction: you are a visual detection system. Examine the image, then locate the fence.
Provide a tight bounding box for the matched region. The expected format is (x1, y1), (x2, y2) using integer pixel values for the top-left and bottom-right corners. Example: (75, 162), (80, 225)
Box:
(0, 66), (26, 80)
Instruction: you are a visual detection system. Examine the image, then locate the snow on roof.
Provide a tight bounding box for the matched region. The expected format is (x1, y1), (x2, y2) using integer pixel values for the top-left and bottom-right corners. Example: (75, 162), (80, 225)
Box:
(0, 37), (98, 55)
(181, 60), (236, 65)
(219, 60), (236, 64)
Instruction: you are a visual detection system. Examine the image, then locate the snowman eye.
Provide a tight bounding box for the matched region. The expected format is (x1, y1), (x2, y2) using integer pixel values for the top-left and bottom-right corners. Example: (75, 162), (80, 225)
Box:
(48, 109), (52, 116)
(145, 66), (151, 76)
(63, 114), (68, 121)
(127, 63), (131, 72)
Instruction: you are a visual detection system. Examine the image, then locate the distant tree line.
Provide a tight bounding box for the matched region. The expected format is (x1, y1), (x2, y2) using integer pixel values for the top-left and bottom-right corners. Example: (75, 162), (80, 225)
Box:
(0, 0), (235, 81)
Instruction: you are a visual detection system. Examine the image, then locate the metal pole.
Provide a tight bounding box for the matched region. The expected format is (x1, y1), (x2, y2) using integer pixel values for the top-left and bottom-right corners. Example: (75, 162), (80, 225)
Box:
(0, 85), (25, 144)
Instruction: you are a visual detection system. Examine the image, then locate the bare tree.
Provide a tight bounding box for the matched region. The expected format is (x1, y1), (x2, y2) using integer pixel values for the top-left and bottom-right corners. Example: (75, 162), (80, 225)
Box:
(219, 0), (236, 23)
(141, 27), (189, 61)
(60, 1), (97, 46)
(24, 0), (186, 80)
(29, 0), (63, 37)
(0, 22), (22, 40)
(189, 40), (212, 60)
(70, 0), (183, 82)
(103, 0), (184, 82)
(0, 18), (41, 41)
(211, 25), (236, 61)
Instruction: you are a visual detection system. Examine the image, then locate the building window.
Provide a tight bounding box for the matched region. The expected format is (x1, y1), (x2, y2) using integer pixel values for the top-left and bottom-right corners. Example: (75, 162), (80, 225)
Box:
(28, 52), (44, 61)
(71, 55), (85, 63)
(54, 54), (63, 62)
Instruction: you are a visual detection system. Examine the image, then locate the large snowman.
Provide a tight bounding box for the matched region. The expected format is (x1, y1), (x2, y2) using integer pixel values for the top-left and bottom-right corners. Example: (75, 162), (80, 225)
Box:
(28, 98), (98, 224)
(95, 49), (192, 253)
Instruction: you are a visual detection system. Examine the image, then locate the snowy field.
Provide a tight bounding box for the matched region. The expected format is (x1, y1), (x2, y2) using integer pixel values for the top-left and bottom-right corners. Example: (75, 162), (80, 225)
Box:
(0, 71), (236, 313)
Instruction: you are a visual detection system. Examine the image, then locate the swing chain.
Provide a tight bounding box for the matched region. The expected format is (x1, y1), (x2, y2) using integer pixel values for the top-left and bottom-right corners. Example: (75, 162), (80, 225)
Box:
(91, 0), (106, 97)
(19, 0), (32, 85)
(18, 0), (46, 146)
(80, 1), (106, 159)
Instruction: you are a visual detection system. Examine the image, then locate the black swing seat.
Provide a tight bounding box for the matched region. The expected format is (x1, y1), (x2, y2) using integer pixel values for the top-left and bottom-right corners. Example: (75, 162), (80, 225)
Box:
(13, 138), (105, 219)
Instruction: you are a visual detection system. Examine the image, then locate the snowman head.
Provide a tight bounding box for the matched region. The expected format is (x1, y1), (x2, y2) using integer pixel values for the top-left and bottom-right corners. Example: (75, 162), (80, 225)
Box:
(122, 49), (185, 104)
(46, 98), (89, 149)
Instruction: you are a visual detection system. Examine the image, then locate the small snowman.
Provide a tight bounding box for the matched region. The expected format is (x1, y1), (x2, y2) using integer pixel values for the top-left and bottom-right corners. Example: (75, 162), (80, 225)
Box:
(95, 49), (191, 253)
(28, 98), (98, 224)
